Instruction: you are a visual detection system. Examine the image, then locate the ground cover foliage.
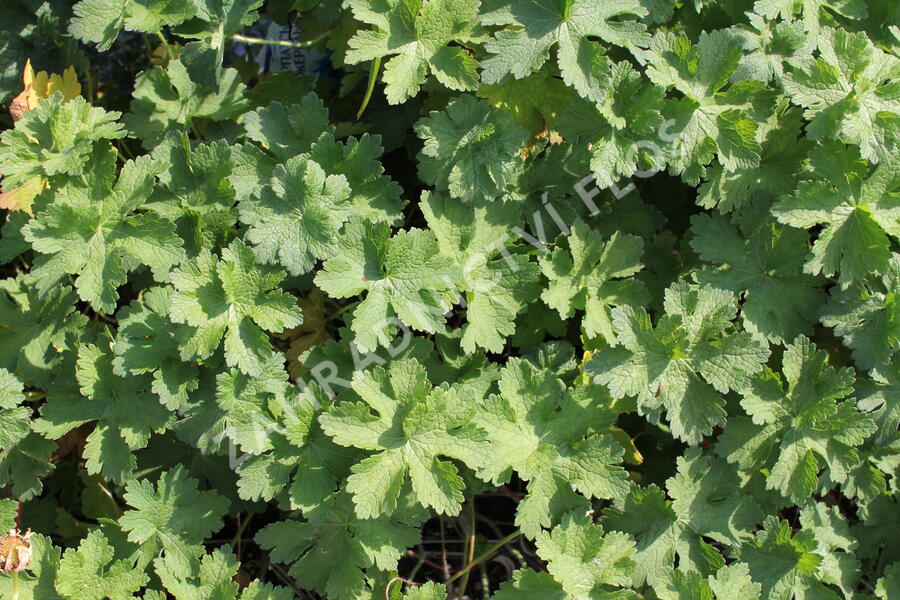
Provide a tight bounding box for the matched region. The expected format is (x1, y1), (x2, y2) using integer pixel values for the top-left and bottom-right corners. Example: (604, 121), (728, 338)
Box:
(0, 0), (898, 598)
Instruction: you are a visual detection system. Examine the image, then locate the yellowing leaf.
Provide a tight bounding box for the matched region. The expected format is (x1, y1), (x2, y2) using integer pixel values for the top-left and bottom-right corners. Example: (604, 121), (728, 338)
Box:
(576, 351), (642, 466)
(4, 61), (81, 214)
(27, 64), (82, 109)
(10, 60), (81, 121)
(477, 70), (570, 137)
(0, 176), (46, 215)
(608, 426), (644, 466)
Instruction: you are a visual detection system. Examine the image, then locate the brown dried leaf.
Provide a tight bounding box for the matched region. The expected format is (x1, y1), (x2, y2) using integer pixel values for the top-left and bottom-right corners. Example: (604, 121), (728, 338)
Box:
(278, 289), (330, 379)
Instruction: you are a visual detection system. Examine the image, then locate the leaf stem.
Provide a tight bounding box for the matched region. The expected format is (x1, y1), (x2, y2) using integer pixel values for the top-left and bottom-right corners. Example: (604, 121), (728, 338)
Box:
(384, 577), (418, 600)
(116, 139), (135, 161)
(157, 32), (174, 62)
(230, 32), (328, 48)
(438, 515), (450, 580)
(189, 119), (204, 142)
(84, 67), (95, 105)
(231, 513), (252, 557)
(444, 529), (522, 586)
(356, 56), (381, 120)
(407, 545), (427, 581)
(455, 499), (478, 598)
(325, 302), (357, 322)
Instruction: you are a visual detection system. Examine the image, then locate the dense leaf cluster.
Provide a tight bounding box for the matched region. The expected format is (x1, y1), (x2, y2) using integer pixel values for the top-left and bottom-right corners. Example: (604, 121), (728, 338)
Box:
(0, 0), (897, 599)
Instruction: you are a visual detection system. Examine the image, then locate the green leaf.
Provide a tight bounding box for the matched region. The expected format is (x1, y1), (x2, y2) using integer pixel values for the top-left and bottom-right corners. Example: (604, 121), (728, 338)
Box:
(153, 545), (294, 600)
(772, 142), (899, 290)
(241, 95), (402, 223)
(239, 157), (352, 276)
(415, 94), (528, 203)
(345, 0), (483, 103)
(752, 0), (868, 38)
(243, 96), (333, 164)
(213, 352), (289, 455)
(477, 69), (572, 136)
(877, 562), (900, 600)
(306, 133), (404, 225)
(819, 254), (899, 372)
(476, 358), (629, 537)
(125, 59), (249, 149)
(799, 502), (861, 596)
(149, 133), (238, 259)
(314, 220), (459, 352)
(56, 530), (148, 600)
(783, 27), (899, 163)
(180, 0), (262, 40)
(492, 569), (568, 600)
(697, 100), (811, 214)
(540, 219), (647, 344)
(169, 238), (302, 376)
(70, 0), (198, 45)
(666, 447), (763, 546)
(689, 205), (825, 343)
(319, 358), (489, 517)
(421, 192), (540, 353)
(0, 211), (30, 263)
(124, 0), (198, 33)
(235, 382), (355, 511)
(34, 335), (173, 483)
(119, 465), (230, 576)
(69, 0), (126, 50)
(255, 492), (422, 600)
(0, 368), (54, 500)
(718, 336), (876, 504)
(0, 93), (124, 191)
(737, 516), (841, 600)
(0, 499), (16, 530)
(173, 0), (263, 86)
(588, 282), (770, 444)
(154, 547), (239, 600)
(22, 148), (186, 314)
(556, 61), (667, 188)
(70, 0), (197, 45)
(112, 287), (198, 410)
(853, 494), (900, 569)
(855, 356), (900, 447)
(655, 564), (761, 600)
(535, 511), (637, 599)
(480, 0), (649, 101)
(732, 14), (811, 86)
(602, 484), (725, 589)
(238, 581), (295, 600)
(0, 274), (87, 383)
(645, 30), (774, 183)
